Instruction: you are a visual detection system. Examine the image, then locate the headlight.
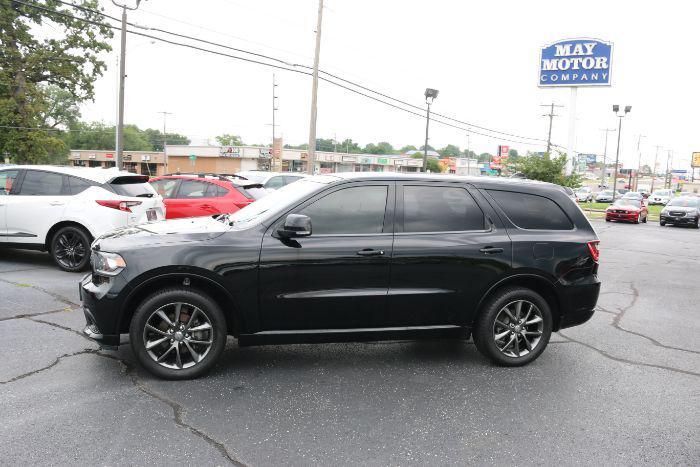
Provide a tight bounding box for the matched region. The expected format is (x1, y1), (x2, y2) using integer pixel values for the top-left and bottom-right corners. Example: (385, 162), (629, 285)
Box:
(92, 251), (127, 276)
(686, 212), (696, 217)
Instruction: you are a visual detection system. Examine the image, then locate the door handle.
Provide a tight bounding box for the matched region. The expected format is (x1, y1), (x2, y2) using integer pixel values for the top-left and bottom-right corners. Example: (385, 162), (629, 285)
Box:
(356, 248), (385, 257)
(49, 202), (65, 206)
(479, 246), (504, 254)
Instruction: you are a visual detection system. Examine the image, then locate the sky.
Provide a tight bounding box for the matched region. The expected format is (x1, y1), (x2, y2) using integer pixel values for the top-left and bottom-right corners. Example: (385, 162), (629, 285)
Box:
(76, 0), (699, 171)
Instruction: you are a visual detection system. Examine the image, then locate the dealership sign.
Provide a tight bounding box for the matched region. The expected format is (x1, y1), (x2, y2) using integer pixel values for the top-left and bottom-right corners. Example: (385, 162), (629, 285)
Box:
(539, 38), (613, 87)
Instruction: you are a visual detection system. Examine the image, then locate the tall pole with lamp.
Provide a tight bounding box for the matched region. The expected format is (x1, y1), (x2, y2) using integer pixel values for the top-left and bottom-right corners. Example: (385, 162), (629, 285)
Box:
(611, 105), (631, 202)
(422, 88), (439, 172)
(599, 128), (616, 190)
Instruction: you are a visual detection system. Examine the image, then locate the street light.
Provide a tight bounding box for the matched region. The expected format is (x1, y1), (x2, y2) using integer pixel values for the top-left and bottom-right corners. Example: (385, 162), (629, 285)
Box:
(611, 104), (632, 201)
(422, 88), (439, 172)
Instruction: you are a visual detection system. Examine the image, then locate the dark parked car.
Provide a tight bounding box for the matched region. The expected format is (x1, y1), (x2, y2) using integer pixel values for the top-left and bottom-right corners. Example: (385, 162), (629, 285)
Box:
(80, 173), (601, 379)
(660, 197), (700, 228)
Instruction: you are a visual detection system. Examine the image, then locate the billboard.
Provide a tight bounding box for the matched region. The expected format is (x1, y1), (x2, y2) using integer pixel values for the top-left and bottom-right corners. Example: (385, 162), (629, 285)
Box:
(539, 38), (613, 87)
(693, 152), (700, 167)
(498, 145), (509, 159)
(220, 146), (241, 158)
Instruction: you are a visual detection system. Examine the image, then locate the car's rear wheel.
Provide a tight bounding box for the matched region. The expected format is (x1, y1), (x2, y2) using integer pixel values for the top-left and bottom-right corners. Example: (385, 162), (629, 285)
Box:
(660, 221), (666, 226)
(473, 287), (552, 366)
(50, 226), (91, 272)
(129, 288), (227, 380)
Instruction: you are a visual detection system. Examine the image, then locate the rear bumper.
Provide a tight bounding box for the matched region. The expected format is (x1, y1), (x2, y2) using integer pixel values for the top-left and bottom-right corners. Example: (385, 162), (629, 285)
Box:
(557, 276), (600, 330)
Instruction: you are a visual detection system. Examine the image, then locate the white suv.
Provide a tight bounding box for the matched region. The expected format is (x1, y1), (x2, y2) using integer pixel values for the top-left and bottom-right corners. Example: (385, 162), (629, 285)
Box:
(0, 166), (165, 271)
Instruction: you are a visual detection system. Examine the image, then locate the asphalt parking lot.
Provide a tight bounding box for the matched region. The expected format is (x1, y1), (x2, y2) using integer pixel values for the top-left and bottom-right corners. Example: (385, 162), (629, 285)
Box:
(1, 220), (698, 466)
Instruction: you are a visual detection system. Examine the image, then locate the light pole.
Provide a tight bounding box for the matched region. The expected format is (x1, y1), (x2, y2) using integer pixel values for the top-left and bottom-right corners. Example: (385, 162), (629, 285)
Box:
(112, 0), (145, 170)
(158, 111), (173, 175)
(650, 145), (662, 193)
(611, 105), (631, 202)
(306, 0), (324, 175)
(422, 88), (439, 172)
(272, 74), (279, 171)
(465, 131), (471, 176)
(599, 128), (616, 189)
(635, 134), (646, 191)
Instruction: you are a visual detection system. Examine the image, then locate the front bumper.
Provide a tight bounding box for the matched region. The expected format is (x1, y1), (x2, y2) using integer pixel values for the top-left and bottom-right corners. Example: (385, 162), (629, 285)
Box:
(80, 273), (130, 349)
(660, 214), (698, 224)
(606, 212), (639, 221)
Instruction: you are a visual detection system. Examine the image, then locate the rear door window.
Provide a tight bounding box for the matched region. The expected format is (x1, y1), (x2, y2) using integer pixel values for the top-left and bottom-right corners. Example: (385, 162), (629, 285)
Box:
(265, 176), (285, 190)
(18, 170), (66, 196)
(403, 185), (485, 232)
(0, 170), (19, 195)
(299, 185), (388, 235)
(487, 190), (573, 230)
(150, 178), (180, 198)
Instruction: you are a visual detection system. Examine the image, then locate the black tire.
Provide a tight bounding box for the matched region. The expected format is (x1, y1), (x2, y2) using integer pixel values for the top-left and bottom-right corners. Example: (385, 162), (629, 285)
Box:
(694, 220), (699, 229)
(50, 226), (91, 272)
(129, 288), (228, 380)
(660, 221), (666, 226)
(605, 218), (611, 222)
(642, 214), (647, 223)
(473, 286), (553, 367)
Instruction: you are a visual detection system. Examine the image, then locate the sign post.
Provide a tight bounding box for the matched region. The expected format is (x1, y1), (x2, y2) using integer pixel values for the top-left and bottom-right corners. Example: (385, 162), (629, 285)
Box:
(539, 38), (613, 175)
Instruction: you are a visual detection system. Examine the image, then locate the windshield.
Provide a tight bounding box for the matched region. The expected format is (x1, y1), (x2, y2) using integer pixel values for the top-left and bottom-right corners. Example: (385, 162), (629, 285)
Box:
(623, 192), (641, 198)
(651, 191), (670, 197)
(612, 199), (640, 208)
(667, 198), (699, 207)
(600, 190), (613, 196)
(228, 176), (338, 225)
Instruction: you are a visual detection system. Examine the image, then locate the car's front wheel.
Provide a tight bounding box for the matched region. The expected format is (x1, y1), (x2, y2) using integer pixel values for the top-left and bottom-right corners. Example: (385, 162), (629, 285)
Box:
(473, 287), (553, 366)
(129, 288), (227, 380)
(51, 226), (91, 272)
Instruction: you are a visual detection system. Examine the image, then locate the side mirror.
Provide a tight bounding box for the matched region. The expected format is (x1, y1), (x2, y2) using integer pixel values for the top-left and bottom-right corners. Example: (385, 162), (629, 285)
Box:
(276, 214), (312, 238)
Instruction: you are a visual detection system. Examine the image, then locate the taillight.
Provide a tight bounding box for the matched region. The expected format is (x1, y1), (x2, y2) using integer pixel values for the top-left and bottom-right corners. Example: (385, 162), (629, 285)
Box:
(587, 240), (600, 262)
(96, 200), (142, 212)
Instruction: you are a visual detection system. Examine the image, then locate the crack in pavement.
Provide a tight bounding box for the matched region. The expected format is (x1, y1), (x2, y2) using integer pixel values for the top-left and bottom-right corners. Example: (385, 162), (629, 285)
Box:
(0, 276), (81, 308)
(608, 283), (700, 355)
(0, 348), (98, 384)
(24, 316), (96, 343)
(2, 317), (247, 466)
(0, 306), (74, 322)
(556, 332), (700, 377)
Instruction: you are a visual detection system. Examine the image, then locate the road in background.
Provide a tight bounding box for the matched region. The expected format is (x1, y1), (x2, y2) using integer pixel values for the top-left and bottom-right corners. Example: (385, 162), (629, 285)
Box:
(0, 220), (698, 465)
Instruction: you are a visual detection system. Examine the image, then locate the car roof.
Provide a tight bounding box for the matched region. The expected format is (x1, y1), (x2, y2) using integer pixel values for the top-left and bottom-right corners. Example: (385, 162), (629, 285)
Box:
(0, 165), (142, 183)
(308, 172), (569, 194)
(236, 171), (306, 180)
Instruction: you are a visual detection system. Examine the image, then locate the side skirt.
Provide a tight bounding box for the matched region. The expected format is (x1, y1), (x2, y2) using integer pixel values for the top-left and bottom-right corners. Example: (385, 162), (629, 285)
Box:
(237, 325), (470, 347)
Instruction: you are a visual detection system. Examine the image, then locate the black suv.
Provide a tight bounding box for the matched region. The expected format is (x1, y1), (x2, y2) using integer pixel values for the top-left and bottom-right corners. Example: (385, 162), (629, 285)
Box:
(81, 173), (600, 379)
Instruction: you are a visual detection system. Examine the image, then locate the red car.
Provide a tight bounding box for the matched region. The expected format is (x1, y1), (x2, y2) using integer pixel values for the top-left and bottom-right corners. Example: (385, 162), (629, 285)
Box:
(605, 198), (648, 223)
(149, 174), (265, 219)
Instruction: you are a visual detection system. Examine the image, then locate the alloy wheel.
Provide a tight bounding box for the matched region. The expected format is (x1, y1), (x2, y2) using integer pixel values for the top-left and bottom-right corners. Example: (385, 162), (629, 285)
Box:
(492, 300), (544, 358)
(143, 302), (214, 370)
(54, 231), (87, 269)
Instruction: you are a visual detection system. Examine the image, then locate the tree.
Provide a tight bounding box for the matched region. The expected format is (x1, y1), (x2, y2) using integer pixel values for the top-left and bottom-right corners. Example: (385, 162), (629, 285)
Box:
(144, 128), (190, 151)
(215, 134), (243, 146)
(438, 144), (461, 158)
(515, 152), (582, 188)
(463, 149), (478, 159)
(363, 141), (394, 155)
(409, 152), (441, 172)
(478, 152), (492, 163)
(0, 0), (112, 163)
(508, 149), (519, 160)
(419, 144), (435, 152)
(399, 145), (417, 153)
(338, 138), (361, 153)
(315, 138), (336, 152)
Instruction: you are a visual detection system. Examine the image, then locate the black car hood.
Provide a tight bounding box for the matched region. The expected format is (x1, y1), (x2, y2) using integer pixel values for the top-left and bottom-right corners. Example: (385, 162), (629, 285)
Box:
(94, 216), (231, 252)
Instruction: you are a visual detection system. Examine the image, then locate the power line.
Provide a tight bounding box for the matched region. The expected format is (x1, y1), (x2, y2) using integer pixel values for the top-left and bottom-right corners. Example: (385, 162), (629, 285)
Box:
(13, 0), (559, 148)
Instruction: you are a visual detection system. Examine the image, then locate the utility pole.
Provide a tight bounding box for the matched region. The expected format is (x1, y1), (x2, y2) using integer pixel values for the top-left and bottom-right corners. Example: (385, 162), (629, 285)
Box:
(541, 102), (563, 154)
(611, 105), (631, 202)
(650, 145), (662, 193)
(113, 0), (144, 170)
(635, 134), (646, 191)
(158, 111), (173, 174)
(306, 0), (324, 175)
(599, 128), (616, 189)
(272, 74), (279, 171)
(665, 150), (672, 189)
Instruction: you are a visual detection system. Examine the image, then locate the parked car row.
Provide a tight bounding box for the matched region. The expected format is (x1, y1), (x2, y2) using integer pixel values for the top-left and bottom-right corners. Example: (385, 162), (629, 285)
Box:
(0, 166), (308, 271)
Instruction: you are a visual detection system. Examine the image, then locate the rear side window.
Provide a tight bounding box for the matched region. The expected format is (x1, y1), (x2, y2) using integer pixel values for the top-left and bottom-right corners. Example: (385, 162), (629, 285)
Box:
(110, 176), (155, 197)
(403, 186), (485, 232)
(487, 190), (573, 230)
(67, 176), (93, 195)
(0, 170), (19, 195)
(284, 175), (303, 185)
(150, 179), (179, 198)
(18, 170), (65, 196)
